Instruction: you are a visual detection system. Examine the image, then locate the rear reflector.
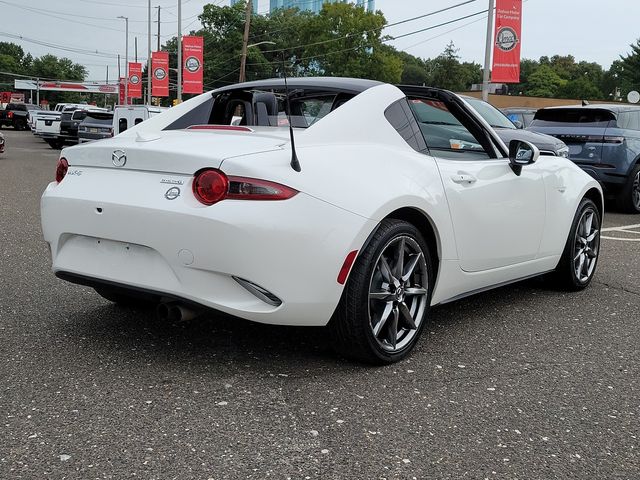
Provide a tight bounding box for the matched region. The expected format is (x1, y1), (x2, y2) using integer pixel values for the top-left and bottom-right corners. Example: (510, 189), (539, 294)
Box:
(187, 125), (253, 132)
(337, 250), (359, 285)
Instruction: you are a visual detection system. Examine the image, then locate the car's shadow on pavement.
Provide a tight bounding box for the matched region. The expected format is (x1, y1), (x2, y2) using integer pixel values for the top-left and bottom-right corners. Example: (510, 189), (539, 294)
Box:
(59, 279), (552, 371)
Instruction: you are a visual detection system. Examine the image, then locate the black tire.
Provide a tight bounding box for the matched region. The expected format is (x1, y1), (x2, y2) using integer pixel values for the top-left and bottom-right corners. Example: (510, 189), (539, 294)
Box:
(46, 139), (64, 149)
(615, 164), (640, 213)
(551, 198), (601, 291)
(94, 287), (157, 308)
(330, 219), (434, 364)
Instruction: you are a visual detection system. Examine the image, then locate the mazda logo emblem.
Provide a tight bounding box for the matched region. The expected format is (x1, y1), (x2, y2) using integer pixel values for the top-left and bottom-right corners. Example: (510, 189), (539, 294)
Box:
(112, 150), (127, 167)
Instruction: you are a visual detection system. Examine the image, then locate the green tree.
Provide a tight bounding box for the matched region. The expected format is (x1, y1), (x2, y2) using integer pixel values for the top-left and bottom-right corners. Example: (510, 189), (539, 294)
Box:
(525, 64), (566, 97)
(620, 39), (640, 93)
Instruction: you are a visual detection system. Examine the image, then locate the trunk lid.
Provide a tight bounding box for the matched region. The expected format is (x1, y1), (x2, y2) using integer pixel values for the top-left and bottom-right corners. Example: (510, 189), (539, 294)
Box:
(64, 128), (289, 174)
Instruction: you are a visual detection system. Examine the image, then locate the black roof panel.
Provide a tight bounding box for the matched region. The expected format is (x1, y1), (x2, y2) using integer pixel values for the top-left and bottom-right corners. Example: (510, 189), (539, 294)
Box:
(213, 77), (384, 95)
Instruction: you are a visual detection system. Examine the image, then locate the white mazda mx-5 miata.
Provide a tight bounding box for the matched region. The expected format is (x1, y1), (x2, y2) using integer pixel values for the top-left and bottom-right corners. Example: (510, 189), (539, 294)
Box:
(41, 78), (603, 364)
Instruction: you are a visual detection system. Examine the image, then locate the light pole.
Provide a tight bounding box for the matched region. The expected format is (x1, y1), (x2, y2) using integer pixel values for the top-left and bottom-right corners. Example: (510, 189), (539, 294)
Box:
(239, 41), (276, 83)
(177, 0), (182, 101)
(118, 15), (129, 105)
(482, 0), (496, 102)
(147, 0), (152, 105)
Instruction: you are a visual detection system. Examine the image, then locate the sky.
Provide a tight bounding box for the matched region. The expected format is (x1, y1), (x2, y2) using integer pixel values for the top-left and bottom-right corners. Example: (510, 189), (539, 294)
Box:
(1, 0), (638, 83)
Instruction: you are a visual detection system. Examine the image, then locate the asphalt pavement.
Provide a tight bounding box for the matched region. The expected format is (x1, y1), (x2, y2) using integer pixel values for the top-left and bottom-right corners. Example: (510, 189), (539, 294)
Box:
(1, 128), (638, 480)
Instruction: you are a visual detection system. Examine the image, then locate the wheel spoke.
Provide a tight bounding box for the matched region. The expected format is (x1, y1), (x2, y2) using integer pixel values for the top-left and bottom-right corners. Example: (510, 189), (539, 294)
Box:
(586, 229), (599, 243)
(576, 253), (585, 279)
(398, 302), (417, 330)
(379, 255), (395, 284)
(395, 238), (405, 279)
(584, 211), (593, 236)
(405, 287), (427, 297)
(402, 253), (423, 282)
(574, 248), (584, 262)
(386, 307), (399, 349)
(373, 302), (394, 337)
(369, 291), (393, 301)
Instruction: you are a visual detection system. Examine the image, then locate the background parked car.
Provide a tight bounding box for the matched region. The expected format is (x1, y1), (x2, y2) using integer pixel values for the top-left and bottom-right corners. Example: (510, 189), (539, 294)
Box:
(459, 96), (569, 158)
(0, 103), (39, 131)
(113, 105), (166, 135)
(60, 107), (109, 145)
(529, 105), (640, 212)
(78, 110), (114, 143)
(501, 107), (538, 129)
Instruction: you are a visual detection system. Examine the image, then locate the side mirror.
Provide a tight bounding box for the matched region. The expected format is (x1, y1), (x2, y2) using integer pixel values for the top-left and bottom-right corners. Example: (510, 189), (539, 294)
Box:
(509, 139), (539, 176)
(512, 120), (524, 129)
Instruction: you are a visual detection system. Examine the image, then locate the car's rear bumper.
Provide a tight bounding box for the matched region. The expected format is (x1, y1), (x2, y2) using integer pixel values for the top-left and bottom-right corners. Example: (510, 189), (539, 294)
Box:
(41, 171), (375, 326)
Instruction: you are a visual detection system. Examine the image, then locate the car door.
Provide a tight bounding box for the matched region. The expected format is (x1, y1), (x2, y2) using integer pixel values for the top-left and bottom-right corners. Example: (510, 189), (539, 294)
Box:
(403, 89), (546, 273)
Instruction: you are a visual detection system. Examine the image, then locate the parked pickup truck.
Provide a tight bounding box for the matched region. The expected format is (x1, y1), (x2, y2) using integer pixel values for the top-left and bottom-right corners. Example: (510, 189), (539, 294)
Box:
(34, 103), (88, 148)
(0, 103), (40, 130)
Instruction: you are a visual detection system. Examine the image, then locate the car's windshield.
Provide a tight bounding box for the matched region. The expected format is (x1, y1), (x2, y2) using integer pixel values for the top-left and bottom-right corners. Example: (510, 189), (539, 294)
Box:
(465, 97), (516, 129)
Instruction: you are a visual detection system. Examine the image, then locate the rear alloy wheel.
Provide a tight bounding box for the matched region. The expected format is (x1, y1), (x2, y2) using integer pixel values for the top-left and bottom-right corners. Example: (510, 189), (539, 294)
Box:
(616, 165), (640, 213)
(552, 198), (601, 290)
(331, 219), (433, 364)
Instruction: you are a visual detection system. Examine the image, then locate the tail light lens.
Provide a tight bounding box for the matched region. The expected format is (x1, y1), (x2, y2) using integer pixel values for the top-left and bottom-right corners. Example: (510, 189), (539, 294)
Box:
(193, 169), (229, 205)
(604, 136), (625, 144)
(7, 111), (13, 119)
(192, 169), (298, 206)
(55, 157), (69, 183)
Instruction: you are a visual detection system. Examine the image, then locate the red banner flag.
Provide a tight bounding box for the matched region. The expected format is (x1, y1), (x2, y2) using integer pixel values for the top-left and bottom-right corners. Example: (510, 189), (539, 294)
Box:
(182, 36), (204, 94)
(119, 77), (126, 104)
(491, 0), (522, 84)
(151, 51), (169, 97)
(128, 62), (143, 99)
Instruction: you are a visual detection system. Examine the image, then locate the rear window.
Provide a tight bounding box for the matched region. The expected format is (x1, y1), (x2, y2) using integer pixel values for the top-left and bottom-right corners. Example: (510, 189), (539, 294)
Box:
(532, 108), (615, 128)
(72, 111), (88, 121)
(85, 112), (114, 125)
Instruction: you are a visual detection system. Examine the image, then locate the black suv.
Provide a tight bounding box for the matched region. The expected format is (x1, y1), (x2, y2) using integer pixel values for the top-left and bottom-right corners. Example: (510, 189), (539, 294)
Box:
(529, 105), (640, 212)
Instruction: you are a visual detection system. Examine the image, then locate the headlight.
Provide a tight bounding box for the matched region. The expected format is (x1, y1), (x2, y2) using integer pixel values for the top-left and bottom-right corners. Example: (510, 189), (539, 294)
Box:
(557, 146), (569, 158)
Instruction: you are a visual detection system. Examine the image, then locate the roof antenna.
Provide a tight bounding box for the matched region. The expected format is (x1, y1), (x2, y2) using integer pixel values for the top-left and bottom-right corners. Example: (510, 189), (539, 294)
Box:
(281, 52), (301, 172)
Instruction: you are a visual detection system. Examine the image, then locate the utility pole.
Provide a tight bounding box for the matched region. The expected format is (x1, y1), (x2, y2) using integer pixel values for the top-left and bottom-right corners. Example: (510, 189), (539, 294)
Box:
(135, 37), (138, 63)
(118, 16), (129, 105)
(36, 77), (40, 106)
(239, 0), (253, 83)
(157, 6), (161, 51)
(482, 0), (496, 102)
(106, 65), (109, 107)
(177, 0), (182, 101)
(148, 0), (152, 105)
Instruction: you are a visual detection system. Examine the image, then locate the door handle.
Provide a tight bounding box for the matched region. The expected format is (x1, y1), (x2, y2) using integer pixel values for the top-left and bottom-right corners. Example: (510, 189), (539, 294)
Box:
(451, 173), (477, 185)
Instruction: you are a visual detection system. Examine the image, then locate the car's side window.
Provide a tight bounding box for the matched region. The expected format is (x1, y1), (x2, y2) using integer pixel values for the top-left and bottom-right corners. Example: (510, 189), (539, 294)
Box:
(384, 98), (428, 154)
(407, 97), (491, 160)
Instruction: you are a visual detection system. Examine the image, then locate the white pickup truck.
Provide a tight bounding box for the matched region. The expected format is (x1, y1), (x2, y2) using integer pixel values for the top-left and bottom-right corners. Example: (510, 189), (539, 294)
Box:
(34, 103), (87, 149)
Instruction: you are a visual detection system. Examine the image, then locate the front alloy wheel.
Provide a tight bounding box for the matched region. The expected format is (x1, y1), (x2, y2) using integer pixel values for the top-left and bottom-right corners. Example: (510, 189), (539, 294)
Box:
(331, 219), (433, 364)
(553, 197), (601, 290)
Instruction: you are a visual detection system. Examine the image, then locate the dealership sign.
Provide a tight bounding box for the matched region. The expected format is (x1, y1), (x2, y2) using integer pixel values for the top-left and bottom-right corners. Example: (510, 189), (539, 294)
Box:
(182, 36), (204, 94)
(491, 0), (522, 83)
(14, 80), (119, 94)
(128, 62), (143, 99)
(152, 51), (169, 97)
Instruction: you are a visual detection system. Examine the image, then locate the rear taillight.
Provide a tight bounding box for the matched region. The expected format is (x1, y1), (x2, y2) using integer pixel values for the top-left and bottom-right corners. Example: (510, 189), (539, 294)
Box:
(7, 111), (13, 119)
(226, 176), (298, 201)
(55, 157), (69, 183)
(604, 136), (625, 144)
(192, 169), (298, 206)
(193, 169), (229, 205)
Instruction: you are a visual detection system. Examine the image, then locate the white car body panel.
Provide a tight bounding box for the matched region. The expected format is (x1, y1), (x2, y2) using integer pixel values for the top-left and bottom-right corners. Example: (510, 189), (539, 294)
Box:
(41, 82), (602, 327)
